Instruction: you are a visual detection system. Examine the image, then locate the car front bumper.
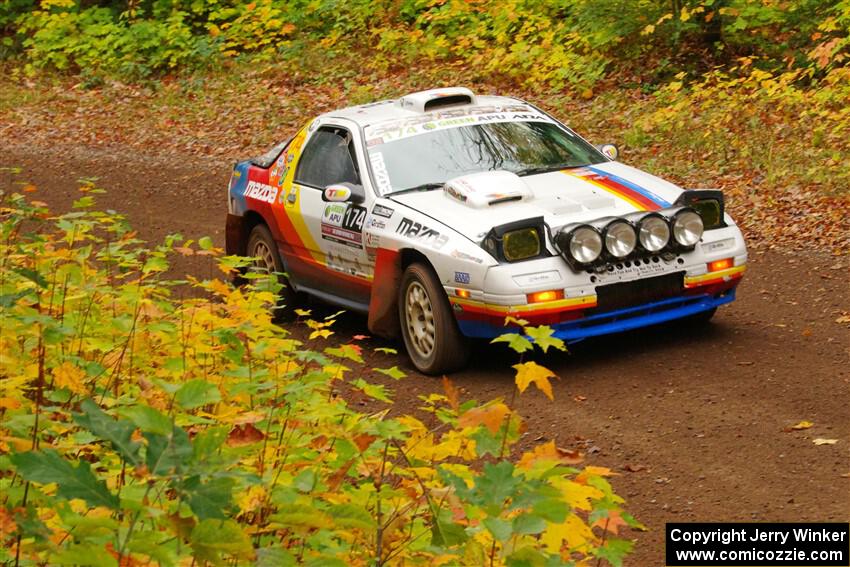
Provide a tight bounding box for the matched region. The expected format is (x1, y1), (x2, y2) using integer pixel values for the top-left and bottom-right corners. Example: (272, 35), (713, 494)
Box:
(447, 224), (747, 340)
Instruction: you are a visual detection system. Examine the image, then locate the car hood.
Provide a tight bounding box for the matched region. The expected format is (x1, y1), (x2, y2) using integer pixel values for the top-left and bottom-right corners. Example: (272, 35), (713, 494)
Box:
(388, 161), (685, 242)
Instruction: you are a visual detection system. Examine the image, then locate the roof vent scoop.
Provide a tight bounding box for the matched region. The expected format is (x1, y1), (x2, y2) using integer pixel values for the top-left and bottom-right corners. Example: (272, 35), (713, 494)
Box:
(396, 87), (477, 114)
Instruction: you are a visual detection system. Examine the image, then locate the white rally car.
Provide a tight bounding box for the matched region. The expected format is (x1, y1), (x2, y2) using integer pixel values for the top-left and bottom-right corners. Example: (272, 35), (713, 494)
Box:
(225, 87), (747, 374)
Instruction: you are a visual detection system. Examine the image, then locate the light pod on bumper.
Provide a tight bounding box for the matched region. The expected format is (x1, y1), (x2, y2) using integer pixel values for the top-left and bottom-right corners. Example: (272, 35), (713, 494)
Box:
(603, 220), (637, 258)
(555, 224), (603, 269)
(670, 208), (704, 247)
(637, 214), (670, 252)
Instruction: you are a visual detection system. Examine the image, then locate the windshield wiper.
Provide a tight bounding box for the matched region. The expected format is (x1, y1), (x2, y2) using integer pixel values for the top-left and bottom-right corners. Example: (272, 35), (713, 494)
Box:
(515, 163), (582, 177)
(388, 182), (444, 196)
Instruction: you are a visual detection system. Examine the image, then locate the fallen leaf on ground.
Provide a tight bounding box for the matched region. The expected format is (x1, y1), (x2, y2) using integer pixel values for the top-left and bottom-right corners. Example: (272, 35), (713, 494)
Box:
(227, 423), (265, 446)
(812, 438), (838, 445)
(790, 420), (813, 430)
(442, 376), (460, 411)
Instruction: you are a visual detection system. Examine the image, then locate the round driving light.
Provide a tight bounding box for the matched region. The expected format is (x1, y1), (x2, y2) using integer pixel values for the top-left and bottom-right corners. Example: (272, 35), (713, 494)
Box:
(672, 209), (704, 247)
(638, 215), (670, 252)
(604, 220), (637, 258)
(568, 226), (602, 264)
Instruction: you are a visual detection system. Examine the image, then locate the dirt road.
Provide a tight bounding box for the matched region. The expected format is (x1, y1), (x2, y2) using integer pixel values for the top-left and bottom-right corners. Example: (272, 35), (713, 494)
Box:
(5, 144), (849, 565)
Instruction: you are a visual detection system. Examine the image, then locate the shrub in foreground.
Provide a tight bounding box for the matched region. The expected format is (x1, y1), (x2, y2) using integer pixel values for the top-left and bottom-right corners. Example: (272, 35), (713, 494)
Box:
(0, 185), (639, 565)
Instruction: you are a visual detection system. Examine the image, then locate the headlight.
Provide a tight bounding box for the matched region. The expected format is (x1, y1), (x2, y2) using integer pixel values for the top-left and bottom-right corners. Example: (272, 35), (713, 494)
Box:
(567, 225), (602, 263)
(638, 214), (670, 252)
(482, 218), (548, 263)
(671, 209), (704, 247)
(603, 220), (636, 258)
(502, 227), (541, 262)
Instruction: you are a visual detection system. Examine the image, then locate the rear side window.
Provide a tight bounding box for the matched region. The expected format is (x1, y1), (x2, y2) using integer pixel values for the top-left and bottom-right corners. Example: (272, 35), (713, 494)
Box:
(295, 126), (360, 188)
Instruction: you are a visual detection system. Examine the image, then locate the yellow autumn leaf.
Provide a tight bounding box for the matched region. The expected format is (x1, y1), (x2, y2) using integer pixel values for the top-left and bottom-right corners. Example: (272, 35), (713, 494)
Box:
(237, 485), (267, 514)
(541, 513), (597, 554)
(458, 402), (510, 434)
(52, 361), (87, 394)
(517, 441), (583, 470)
(512, 361), (555, 400)
(309, 329), (333, 340)
(551, 477), (603, 511)
(791, 420), (813, 430)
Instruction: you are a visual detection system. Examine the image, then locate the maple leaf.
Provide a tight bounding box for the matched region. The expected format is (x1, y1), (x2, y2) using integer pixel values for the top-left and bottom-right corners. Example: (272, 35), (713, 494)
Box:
(227, 423), (265, 447)
(52, 361), (87, 394)
(592, 509), (629, 535)
(513, 361), (556, 400)
(525, 325), (566, 353)
(491, 333), (533, 353)
(442, 376), (460, 411)
(309, 329), (333, 340)
(517, 441), (583, 469)
(458, 402), (510, 434)
(541, 513), (597, 554)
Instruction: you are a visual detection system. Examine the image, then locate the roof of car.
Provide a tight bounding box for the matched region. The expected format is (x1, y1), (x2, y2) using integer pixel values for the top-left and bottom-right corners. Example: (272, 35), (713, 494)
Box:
(319, 87), (528, 128)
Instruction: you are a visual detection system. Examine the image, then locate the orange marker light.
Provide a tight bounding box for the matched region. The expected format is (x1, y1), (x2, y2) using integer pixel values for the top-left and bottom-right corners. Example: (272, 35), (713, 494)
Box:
(708, 258), (734, 272)
(455, 289), (471, 299)
(527, 289), (564, 304)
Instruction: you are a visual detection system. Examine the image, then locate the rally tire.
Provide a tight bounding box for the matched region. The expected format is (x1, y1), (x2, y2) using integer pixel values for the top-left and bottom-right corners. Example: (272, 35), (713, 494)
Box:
(399, 262), (470, 375)
(246, 224), (297, 319)
(679, 306), (717, 327)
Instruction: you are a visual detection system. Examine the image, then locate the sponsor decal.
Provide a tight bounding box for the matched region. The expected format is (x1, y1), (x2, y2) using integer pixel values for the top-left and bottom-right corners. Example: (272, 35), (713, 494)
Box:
(371, 203), (394, 218)
(369, 217), (387, 229)
(370, 152), (392, 194)
(322, 203), (347, 226)
(396, 217), (449, 249)
(244, 181), (278, 204)
(450, 249), (485, 264)
(365, 105), (555, 143)
(322, 225), (363, 249)
(702, 238), (734, 254)
(364, 232), (381, 249)
(454, 271), (471, 284)
(321, 205), (366, 249)
(324, 186), (351, 201)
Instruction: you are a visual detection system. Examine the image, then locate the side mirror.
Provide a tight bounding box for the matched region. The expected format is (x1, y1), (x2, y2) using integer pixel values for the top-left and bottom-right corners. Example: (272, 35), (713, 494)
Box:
(323, 182), (365, 204)
(597, 144), (619, 160)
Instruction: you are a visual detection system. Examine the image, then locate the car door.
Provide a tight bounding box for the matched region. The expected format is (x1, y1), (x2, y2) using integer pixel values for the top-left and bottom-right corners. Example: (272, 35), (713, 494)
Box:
(290, 123), (373, 306)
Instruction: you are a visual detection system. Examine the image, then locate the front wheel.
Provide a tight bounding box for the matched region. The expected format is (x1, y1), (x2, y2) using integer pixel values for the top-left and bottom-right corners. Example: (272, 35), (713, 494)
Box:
(398, 263), (470, 375)
(245, 224), (297, 319)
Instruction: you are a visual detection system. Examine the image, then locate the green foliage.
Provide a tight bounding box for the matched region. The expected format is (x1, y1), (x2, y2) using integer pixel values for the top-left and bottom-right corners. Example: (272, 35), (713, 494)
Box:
(0, 185), (636, 565)
(2, 0), (847, 86)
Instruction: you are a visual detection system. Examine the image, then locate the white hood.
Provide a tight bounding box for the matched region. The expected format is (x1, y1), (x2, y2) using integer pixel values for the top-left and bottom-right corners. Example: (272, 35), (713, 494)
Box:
(389, 162), (685, 241)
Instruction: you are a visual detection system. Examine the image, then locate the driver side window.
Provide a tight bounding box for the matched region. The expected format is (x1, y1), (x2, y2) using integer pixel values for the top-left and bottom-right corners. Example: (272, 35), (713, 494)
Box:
(294, 126), (361, 189)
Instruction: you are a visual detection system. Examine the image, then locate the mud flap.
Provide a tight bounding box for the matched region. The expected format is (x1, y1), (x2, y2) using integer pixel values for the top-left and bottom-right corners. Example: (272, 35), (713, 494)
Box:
(367, 248), (401, 339)
(225, 213), (246, 256)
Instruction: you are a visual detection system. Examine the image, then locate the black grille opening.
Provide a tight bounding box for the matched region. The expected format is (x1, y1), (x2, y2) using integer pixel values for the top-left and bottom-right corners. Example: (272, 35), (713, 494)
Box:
(589, 272), (685, 314)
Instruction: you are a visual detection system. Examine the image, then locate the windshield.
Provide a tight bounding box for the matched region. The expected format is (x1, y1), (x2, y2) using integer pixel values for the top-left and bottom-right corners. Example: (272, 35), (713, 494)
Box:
(366, 120), (606, 195)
